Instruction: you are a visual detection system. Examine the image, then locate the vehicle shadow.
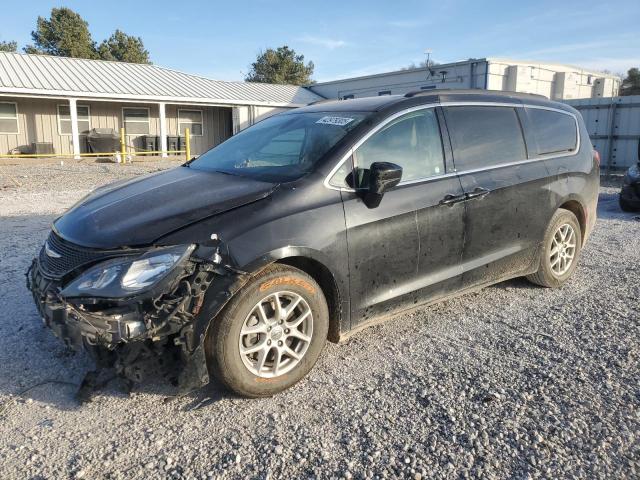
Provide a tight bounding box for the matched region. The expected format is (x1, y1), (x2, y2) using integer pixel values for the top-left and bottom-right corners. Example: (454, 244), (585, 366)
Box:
(492, 276), (539, 291)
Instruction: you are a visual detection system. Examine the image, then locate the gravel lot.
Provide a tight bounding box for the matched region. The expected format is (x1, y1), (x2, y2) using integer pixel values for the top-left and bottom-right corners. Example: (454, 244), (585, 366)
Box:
(0, 162), (638, 479)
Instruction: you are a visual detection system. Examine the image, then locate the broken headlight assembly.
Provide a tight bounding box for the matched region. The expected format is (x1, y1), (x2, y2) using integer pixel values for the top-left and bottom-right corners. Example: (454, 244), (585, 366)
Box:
(61, 244), (196, 299)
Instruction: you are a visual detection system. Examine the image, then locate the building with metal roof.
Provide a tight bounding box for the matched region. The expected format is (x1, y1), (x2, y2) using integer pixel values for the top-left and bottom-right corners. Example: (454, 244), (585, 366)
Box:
(0, 52), (323, 159)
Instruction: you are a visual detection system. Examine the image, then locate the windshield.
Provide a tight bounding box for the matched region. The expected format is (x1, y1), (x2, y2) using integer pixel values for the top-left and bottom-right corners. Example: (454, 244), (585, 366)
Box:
(188, 112), (366, 182)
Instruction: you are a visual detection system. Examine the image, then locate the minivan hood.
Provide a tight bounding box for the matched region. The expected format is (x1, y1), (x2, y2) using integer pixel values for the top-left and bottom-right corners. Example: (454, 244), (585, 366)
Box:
(54, 166), (277, 249)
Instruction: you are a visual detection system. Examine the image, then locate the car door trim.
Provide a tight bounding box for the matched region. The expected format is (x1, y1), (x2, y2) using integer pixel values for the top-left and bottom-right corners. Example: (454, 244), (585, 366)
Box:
(323, 101), (581, 192)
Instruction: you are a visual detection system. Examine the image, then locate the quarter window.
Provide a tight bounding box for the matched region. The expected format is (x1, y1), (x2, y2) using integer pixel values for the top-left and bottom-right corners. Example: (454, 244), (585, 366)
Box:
(58, 105), (90, 135)
(328, 156), (354, 188)
(0, 102), (19, 133)
(178, 109), (204, 136)
(527, 108), (577, 155)
(354, 108), (445, 187)
(444, 106), (526, 170)
(123, 107), (150, 135)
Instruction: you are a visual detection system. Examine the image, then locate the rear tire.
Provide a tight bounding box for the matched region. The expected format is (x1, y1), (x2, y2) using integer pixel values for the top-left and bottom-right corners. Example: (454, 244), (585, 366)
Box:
(205, 264), (328, 397)
(526, 209), (582, 288)
(619, 194), (637, 212)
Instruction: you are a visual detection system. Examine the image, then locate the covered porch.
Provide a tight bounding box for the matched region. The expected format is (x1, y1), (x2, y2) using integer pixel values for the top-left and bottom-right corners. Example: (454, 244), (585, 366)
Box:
(0, 95), (236, 159)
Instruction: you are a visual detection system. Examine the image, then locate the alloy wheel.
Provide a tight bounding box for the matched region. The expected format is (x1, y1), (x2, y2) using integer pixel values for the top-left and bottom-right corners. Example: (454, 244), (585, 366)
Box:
(239, 291), (313, 378)
(550, 223), (577, 276)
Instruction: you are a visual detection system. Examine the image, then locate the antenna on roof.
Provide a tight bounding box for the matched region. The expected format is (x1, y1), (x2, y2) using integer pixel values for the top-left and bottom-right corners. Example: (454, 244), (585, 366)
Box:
(424, 49), (436, 79)
(424, 49), (432, 67)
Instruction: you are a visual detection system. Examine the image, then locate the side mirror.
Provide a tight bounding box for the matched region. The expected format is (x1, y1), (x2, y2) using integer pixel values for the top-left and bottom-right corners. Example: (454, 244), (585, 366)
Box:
(364, 162), (403, 208)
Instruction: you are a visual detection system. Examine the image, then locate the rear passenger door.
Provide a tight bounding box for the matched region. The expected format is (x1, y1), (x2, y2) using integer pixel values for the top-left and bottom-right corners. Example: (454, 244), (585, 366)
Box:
(443, 105), (551, 288)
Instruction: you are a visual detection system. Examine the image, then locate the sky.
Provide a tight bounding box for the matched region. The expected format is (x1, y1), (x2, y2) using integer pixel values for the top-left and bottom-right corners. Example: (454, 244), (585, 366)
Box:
(1, 0), (638, 82)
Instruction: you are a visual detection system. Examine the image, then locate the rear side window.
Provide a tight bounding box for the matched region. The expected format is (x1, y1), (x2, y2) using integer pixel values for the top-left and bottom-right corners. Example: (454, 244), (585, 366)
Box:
(527, 108), (577, 155)
(444, 106), (526, 170)
(354, 108), (444, 186)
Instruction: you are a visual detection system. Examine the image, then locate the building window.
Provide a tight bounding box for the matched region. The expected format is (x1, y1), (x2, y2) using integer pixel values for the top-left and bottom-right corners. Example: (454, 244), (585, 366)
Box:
(57, 105), (90, 135)
(342, 94), (354, 100)
(178, 109), (203, 136)
(0, 102), (19, 134)
(123, 107), (150, 135)
(378, 91), (391, 96)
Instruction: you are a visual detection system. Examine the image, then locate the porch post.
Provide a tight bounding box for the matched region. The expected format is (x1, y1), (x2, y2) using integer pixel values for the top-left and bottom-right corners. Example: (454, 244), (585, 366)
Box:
(159, 102), (168, 158)
(68, 98), (81, 160)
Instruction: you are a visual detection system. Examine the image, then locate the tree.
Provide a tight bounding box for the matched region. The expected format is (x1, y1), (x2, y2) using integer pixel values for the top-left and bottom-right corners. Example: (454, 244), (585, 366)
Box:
(97, 30), (151, 64)
(620, 68), (640, 96)
(245, 46), (314, 85)
(24, 7), (97, 59)
(0, 41), (17, 52)
(401, 59), (439, 71)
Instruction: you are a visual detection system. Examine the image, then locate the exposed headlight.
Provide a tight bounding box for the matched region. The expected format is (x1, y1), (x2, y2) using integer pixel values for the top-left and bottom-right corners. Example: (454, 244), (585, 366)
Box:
(61, 244), (195, 298)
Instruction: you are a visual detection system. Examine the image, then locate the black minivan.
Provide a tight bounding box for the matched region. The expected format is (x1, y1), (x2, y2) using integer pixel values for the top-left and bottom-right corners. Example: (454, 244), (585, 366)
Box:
(29, 90), (599, 397)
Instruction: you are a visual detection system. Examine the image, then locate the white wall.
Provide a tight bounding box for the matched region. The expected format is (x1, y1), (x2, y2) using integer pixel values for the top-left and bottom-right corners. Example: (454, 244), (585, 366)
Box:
(310, 61), (488, 99)
(310, 59), (620, 101)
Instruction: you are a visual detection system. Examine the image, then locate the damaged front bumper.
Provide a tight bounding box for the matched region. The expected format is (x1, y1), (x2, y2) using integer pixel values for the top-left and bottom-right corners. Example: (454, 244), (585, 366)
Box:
(27, 246), (247, 392)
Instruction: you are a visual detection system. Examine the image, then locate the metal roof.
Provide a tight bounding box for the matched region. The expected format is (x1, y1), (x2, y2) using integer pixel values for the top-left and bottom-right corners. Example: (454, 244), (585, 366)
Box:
(0, 52), (323, 107)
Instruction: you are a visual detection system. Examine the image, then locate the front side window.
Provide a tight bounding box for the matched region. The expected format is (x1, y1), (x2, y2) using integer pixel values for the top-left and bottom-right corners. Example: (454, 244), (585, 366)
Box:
(527, 108), (577, 155)
(58, 105), (90, 135)
(444, 106), (526, 170)
(123, 107), (150, 135)
(178, 109), (203, 136)
(189, 112), (366, 182)
(353, 108), (444, 187)
(0, 102), (19, 134)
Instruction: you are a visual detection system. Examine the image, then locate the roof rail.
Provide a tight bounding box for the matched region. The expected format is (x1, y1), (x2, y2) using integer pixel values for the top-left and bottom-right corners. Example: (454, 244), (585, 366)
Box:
(404, 89), (548, 99)
(307, 98), (335, 106)
(404, 90), (438, 98)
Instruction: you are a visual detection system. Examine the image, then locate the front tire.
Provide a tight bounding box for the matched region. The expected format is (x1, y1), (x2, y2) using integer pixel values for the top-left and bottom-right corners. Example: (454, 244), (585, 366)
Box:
(526, 209), (582, 288)
(205, 264), (328, 397)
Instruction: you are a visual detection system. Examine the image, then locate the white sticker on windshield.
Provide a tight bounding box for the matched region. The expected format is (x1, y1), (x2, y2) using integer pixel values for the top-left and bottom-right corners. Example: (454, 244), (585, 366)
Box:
(316, 116), (354, 126)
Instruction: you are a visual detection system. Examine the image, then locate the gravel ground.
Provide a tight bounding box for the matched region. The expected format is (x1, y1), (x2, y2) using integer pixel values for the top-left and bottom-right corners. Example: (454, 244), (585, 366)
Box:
(0, 163), (638, 479)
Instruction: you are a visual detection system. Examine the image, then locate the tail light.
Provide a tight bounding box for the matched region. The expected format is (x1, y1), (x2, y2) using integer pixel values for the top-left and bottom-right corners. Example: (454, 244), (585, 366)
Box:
(593, 149), (601, 168)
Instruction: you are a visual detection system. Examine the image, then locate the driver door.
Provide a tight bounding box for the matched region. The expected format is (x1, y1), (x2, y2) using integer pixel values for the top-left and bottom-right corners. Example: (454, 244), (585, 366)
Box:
(338, 107), (466, 328)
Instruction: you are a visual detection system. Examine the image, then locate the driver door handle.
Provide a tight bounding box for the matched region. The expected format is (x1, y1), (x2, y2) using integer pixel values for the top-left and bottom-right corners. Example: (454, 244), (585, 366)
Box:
(466, 187), (491, 200)
(439, 193), (467, 206)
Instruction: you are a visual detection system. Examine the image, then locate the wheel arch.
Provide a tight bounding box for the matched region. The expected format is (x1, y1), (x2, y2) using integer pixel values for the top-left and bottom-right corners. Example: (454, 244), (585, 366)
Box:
(557, 198), (587, 242)
(241, 246), (346, 344)
(275, 256), (343, 343)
